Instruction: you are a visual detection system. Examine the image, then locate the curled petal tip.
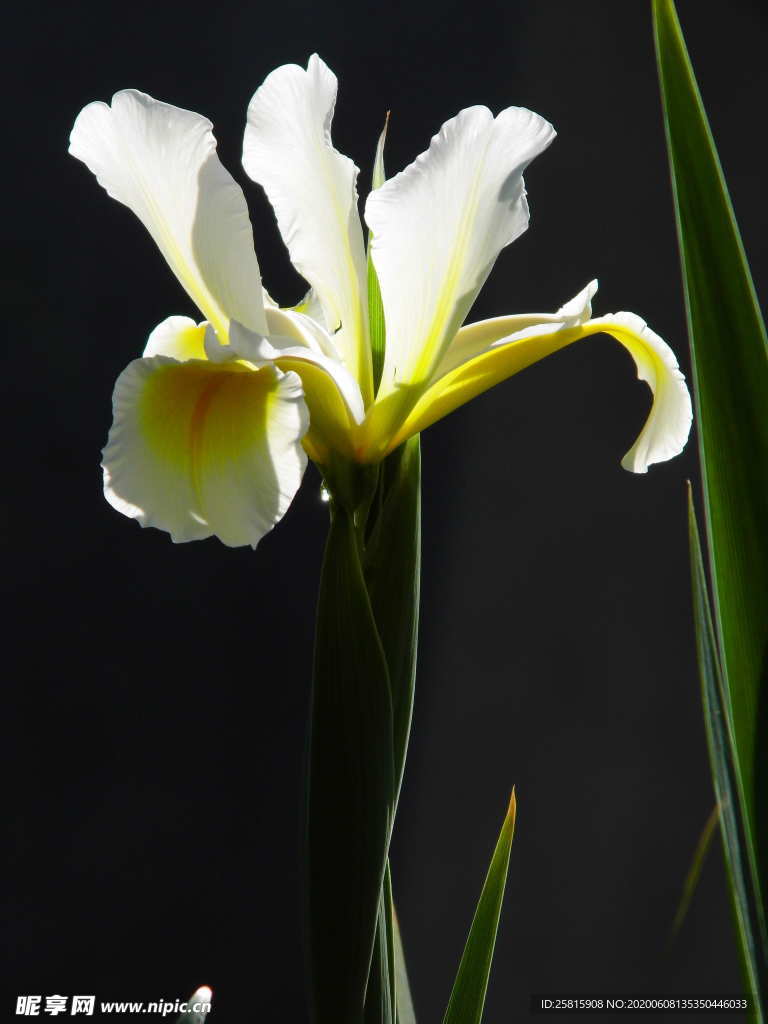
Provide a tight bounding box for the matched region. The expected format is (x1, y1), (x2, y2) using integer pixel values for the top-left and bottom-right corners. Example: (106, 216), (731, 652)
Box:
(600, 311), (693, 473)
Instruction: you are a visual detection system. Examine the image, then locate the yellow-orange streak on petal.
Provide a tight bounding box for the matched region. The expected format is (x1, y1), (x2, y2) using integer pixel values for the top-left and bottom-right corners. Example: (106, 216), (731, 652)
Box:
(137, 361), (263, 498)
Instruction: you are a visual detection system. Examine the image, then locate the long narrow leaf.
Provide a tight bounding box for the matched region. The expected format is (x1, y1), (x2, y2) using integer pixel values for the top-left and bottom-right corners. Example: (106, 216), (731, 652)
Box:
(365, 899), (394, 1024)
(368, 114), (389, 392)
(384, 864), (398, 1022)
(669, 802), (720, 942)
(443, 790), (517, 1024)
(654, 0), (768, 1004)
(363, 437), (421, 1024)
(688, 491), (765, 1016)
(307, 504), (395, 1024)
(653, 0), (768, 940)
(365, 436), (422, 802)
(393, 905), (417, 1024)
(365, 864), (396, 1024)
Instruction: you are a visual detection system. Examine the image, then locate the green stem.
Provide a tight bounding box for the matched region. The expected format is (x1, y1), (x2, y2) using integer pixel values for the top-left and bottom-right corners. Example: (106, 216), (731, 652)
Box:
(307, 503), (394, 1024)
(308, 440), (421, 1024)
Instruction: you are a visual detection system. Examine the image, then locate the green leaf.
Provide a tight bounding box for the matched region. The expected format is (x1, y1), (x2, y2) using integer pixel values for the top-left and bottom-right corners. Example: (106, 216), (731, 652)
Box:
(365, 864), (396, 1024)
(654, 0), (768, 1006)
(363, 438), (421, 1024)
(669, 802), (720, 942)
(312, 436), (420, 1024)
(367, 864), (418, 1024)
(307, 503), (395, 1024)
(372, 113), (389, 191)
(364, 436), (422, 803)
(384, 864), (398, 1022)
(368, 114), (389, 393)
(653, 2), (768, 945)
(364, 436), (423, 1019)
(393, 902), (417, 1024)
(443, 790), (517, 1024)
(688, 491), (766, 1015)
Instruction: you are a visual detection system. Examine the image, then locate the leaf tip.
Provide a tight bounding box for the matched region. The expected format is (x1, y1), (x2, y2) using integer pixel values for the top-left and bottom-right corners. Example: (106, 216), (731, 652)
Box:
(507, 787), (517, 825)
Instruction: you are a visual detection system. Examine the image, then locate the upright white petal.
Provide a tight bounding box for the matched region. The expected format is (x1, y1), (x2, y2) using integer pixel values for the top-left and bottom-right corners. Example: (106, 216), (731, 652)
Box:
(70, 90), (267, 339)
(366, 105), (555, 409)
(243, 55), (371, 399)
(103, 347), (308, 548)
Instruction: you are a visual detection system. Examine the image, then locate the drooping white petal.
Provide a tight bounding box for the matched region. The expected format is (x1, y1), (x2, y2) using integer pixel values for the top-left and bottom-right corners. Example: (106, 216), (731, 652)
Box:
(243, 55), (371, 399)
(103, 355), (308, 547)
(70, 90), (267, 339)
(365, 104), (556, 411)
(363, 284), (692, 473)
(588, 312), (693, 473)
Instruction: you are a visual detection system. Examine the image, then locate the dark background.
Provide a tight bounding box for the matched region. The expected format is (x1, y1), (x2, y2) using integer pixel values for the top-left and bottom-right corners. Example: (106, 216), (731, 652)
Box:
(5, 1), (767, 1020)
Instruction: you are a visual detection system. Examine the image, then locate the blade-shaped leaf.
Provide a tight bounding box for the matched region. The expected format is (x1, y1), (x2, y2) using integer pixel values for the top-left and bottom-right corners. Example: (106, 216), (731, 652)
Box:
(365, 864), (396, 1024)
(384, 864), (398, 1022)
(372, 114), (389, 192)
(364, 436), (422, 804)
(653, 3), (768, 967)
(307, 503), (395, 1024)
(393, 903), (417, 1024)
(443, 790), (517, 1024)
(688, 490), (765, 1015)
(368, 113), (390, 392)
(669, 802), (720, 942)
(363, 437), (421, 1024)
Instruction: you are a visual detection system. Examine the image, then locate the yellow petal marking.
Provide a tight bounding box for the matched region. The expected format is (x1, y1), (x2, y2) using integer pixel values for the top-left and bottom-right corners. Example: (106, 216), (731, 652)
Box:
(360, 318), (686, 469)
(137, 360), (273, 510)
(143, 320), (208, 361)
(174, 323), (208, 360)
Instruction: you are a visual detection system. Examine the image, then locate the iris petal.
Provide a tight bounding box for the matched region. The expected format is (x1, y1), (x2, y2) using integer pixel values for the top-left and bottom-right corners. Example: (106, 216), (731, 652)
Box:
(365, 103), (555, 427)
(377, 287), (692, 473)
(223, 314), (366, 464)
(103, 353), (308, 547)
(243, 55), (371, 400)
(70, 90), (267, 339)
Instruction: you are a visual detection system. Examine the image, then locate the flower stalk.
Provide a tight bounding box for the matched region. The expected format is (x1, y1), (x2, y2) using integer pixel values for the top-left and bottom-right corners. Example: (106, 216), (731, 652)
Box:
(308, 439), (420, 1023)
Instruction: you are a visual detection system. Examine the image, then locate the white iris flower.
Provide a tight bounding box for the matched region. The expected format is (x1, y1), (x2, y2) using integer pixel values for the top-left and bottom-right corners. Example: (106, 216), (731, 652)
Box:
(70, 55), (692, 548)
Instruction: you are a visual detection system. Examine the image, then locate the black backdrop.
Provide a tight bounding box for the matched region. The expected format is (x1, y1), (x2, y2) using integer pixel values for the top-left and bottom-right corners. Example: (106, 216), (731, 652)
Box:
(5, 1), (767, 1020)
